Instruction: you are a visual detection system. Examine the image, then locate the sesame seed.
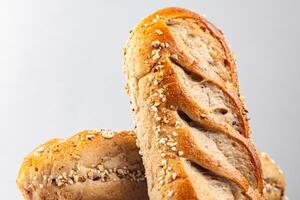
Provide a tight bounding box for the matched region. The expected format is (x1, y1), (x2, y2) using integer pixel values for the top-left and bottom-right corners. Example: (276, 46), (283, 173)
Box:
(101, 130), (114, 139)
(167, 142), (177, 147)
(148, 75), (155, 81)
(157, 88), (164, 94)
(150, 105), (158, 112)
(156, 125), (161, 131)
(138, 150), (143, 155)
(151, 49), (160, 61)
(184, 80), (190, 85)
(151, 40), (161, 48)
(178, 151), (184, 156)
(200, 113), (207, 118)
(160, 159), (166, 166)
(175, 121), (180, 127)
(170, 105), (175, 110)
(172, 173), (177, 180)
(86, 134), (95, 139)
(73, 175), (79, 183)
(168, 190), (174, 197)
(62, 172), (68, 179)
(56, 178), (64, 187)
(155, 29), (163, 35)
(36, 147), (45, 153)
(159, 137), (167, 144)
(72, 154), (80, 160)
(97, 164), (105, 172)
(158, 176), (163, 181)
(159, 179), (165, 186)
(154, 102), (160, 106)
(261, 152), (267, 158)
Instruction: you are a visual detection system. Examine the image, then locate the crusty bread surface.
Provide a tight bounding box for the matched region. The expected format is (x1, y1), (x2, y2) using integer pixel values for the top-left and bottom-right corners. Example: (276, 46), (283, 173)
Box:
(260, 153), (286, 200)
(124, 7), (264, 200)
(17, 131), (285, 200)
(16, 130), (148, 200)
(17, 7), (287, 200)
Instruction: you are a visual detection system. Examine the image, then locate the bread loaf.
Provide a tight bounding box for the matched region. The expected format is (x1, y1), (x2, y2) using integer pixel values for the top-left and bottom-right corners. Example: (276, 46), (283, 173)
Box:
(124, 7), (263, 199)
(16, 130), (147, 200)
(260, 153), (286, 200)
(17, 130), (285, 200)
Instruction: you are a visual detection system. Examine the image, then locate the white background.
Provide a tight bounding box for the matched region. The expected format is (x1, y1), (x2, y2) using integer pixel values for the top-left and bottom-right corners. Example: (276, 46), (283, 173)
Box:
(1, 0), (299, 199)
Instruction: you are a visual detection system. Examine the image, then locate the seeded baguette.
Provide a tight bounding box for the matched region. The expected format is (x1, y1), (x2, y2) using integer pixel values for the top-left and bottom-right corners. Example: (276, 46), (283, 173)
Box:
(260, 153), (286, 200)
(17, 130), (285, 200)
(16, 130), (148, 200)
(124, 7), (264, 199)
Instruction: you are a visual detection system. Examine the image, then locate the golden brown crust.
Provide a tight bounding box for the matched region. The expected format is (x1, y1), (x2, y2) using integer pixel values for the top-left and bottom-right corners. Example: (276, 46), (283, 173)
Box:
(17, 130), (148, 200)
(125, 7), (238, 89)
(124, 7), (263, 199)
(17, 130), (285, 200)
(260, 153), (286, 200)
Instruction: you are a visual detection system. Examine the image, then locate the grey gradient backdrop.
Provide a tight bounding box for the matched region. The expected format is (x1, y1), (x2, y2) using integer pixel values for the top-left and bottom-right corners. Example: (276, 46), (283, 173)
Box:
(1, 0), (299, 199)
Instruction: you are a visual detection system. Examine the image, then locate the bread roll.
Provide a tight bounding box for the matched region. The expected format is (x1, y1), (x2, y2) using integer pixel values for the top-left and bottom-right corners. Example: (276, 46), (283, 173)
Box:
(124, 7), (263, 199)
(16, 130), (148, 200)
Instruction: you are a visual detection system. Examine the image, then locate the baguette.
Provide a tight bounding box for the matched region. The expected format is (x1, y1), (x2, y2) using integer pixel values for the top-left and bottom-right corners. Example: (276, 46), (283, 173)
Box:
(260, 153), (286, 200)
(17, 130), (285, 200)
(124, 7), (263, 199)
(16, 130), (147, 200)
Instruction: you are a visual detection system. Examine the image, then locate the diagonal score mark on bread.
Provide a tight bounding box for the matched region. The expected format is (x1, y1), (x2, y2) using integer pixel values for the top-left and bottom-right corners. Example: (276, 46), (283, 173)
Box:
(165, 58), (261, 192)
(124, 7), (263, 199)
(168, 56), (250, 138)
